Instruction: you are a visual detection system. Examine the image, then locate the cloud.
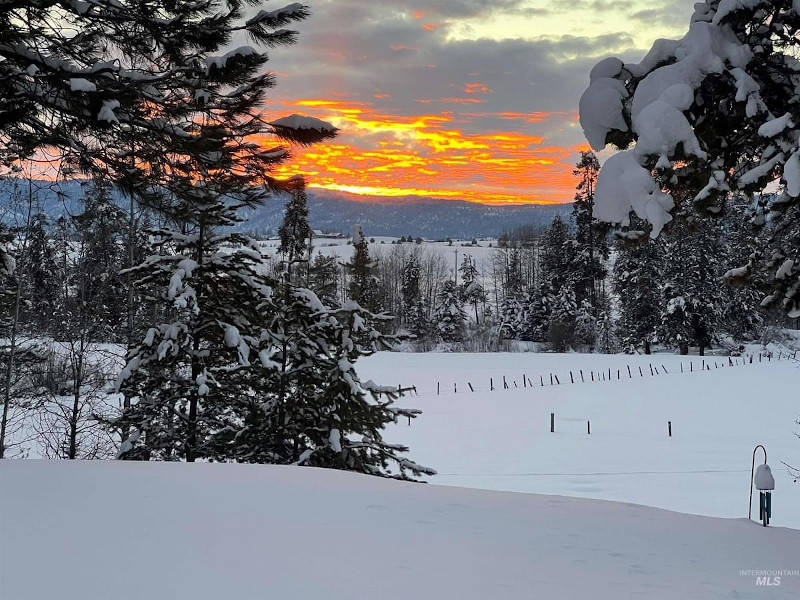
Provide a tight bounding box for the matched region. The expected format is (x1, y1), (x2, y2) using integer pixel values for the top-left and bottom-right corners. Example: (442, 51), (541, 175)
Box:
(253, 0), (694, 204)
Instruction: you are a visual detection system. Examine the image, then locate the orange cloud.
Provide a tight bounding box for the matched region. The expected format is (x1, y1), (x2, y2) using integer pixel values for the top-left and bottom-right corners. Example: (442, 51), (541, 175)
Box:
(268, 99), (581, 205)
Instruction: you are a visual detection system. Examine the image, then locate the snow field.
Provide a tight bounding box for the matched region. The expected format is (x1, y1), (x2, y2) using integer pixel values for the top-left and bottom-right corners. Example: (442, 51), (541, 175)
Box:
(363, 352), (800, 528)
(2, 460), (799, 600)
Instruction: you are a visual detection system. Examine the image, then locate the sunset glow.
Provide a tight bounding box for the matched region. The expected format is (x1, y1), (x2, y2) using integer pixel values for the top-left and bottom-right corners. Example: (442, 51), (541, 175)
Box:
(269, 99), (584, 204)
(267, 0), (698, 205)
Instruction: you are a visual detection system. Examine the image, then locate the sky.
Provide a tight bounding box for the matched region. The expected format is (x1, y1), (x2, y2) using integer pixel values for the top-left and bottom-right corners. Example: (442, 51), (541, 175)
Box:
(264, 0), (698, 205)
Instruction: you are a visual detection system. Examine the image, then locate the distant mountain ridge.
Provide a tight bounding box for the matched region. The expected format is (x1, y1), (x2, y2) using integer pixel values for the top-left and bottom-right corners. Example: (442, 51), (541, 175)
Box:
(0, 179), (571, 238)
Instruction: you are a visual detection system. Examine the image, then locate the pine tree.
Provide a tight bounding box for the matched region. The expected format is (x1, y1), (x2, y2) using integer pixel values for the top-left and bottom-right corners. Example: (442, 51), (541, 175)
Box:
(433, 280), (465, 343)
(114, 4), (338, 462)
(459, 254), (486, 325)
(401, 253), (429, 339)
(278, 184), (313, 285)
(21, 213), (60, 334)
(346, 226), (382, 314)
(581, 0), (800, 318)
(659, 216), (724, 355)
(613, 222), (663, 354)
(572, 151), (608, 310)
(308, 254), (339, 307)
(574, 300), (597, 348)
(548, 285), (577, 352)
(73, 180), (128, 341)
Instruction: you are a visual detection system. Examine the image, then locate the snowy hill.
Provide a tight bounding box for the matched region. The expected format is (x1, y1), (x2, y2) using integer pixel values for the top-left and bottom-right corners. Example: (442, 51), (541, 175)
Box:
(0, 178), (570, 239)
(2, 460), (798, 600)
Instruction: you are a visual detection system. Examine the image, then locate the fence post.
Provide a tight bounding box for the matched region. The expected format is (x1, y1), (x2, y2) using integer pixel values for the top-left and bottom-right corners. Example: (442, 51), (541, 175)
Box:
(437, 382), (440, 395)
(587, 421), (591, 435)
(503, 376), (508, 389)
(639, 366), (643, 377)
(627, 365), (632, 378)
(523, 375), (527, 388)
(454, 383), (457, 393)
(468, 382), (474, 392)
(540, 375), (544, 387)
(580, 370), (585, 383)
(662, 365), (668, 374)
(570, 371), (574, 384)
(554, 375), (560, 385)
(550, 373), (553, 385)
(649, 364), (654, 376)
(490, 378), (494, 391)
(668, 421), (672, 437)
(550, 413), (554, 433)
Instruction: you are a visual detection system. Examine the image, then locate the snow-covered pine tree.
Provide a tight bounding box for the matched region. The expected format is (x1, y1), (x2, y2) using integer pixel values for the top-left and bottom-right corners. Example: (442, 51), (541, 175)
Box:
(719, 198), (764, 340)
(659, 215), (724, 355)
(274, 295), (434, 479)
(308, 254), (340, 307)
(548, 285), (577, 352)
(346, 226), (382, 314)
(73, 180), (128, 341)
(0, 1), (334, 216)
(277, 183), (313, 286)
(433, 279), (466, 343)
(401, 253), (429, 339)
(459, 254), (486, 326)
(115, 202), (280, 462)
(114, 4), (338, 462)
(21, 213), (60, 334)
(574, 300), (597, 348)
(613, 219), (663, 354)
(579, 0), (800, 318)
(571, 151), (609, 311)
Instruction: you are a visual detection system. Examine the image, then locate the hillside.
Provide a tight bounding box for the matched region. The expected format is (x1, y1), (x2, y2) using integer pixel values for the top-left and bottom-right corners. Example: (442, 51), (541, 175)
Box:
(0, 179), (570, 239)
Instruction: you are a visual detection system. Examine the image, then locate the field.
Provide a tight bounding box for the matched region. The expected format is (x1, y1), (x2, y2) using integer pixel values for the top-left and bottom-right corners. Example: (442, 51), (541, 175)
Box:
(362, 351), (800, 528)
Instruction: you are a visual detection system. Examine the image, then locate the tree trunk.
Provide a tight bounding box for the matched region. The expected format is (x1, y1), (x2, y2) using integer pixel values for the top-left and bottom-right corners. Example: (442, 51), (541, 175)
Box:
(644, 339), (651, 355)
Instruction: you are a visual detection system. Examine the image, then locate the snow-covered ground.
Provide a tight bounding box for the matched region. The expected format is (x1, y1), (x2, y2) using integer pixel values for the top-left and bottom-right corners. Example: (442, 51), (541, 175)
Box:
(2, 460), (798, 600)
(363, 351), (800, 529)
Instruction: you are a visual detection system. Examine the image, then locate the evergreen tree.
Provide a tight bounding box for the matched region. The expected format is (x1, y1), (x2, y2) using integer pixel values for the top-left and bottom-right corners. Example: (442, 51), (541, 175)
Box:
(574, 300), (597, 348)
(613, 223), (662, 354)
(433, 280), (465, 343)
(346, 226), (382, 314)
(581, 0), (800, 318)
(277, 184), (313, 285)
(114, 4), (339, 462)
(73, 180), (128, 341)
(459, 254), (486, 325)
(308, 254), (339, 307)
(659, 216), (724, 355)
(571, 151), (609, 310)
(401, 253), (429, 339)
(21, 213), (60, 334)
(548, 285), (577, 351)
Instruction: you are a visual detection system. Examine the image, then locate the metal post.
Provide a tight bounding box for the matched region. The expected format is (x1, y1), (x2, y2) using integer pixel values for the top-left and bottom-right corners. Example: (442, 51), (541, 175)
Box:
(749, 445), (768, 520)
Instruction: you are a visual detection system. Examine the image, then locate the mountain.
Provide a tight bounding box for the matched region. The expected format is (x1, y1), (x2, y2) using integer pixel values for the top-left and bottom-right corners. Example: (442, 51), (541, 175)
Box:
(241, 188), (571, 238)
(0, 179), (570, 238)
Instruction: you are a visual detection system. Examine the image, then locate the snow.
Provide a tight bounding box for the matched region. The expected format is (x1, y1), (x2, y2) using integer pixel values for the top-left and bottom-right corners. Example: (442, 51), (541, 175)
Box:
(593, 151), (674, 238)
(775, 259), (794, 280)
(360, 351), (800, 529)
(582, 19), (759, 233)
(754, 464), (775, 491)
(246, 3), (305, 26)
(785, 150), (800, 196)
(97, 99), (120, 124)
(2, 460), (798, 600)
(270, 113), (336, 133)
(578, 76), (628, 150)
(69, 78), (96, 92)
(758, 113), (794, 138)
(205, 46), (259, 75)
